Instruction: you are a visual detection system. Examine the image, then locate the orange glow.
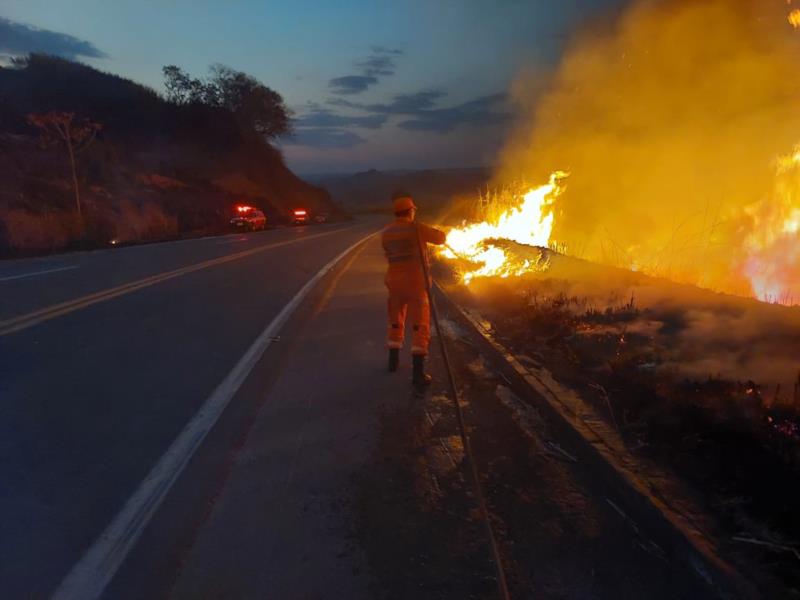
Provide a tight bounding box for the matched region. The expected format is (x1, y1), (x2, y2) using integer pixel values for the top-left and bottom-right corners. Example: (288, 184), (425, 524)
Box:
(492, 0), (800, 303)
(740, 146), (800, 302)
(441, 172), (566, 283)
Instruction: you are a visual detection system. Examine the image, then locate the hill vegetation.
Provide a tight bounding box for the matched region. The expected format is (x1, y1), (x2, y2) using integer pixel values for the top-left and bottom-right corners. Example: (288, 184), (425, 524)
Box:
(0, 54), (343, 255)
(308, 167), (491, 223)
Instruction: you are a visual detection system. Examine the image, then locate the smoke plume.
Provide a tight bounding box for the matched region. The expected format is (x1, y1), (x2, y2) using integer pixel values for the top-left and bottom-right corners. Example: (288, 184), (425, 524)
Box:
(498, 0), (800, 300)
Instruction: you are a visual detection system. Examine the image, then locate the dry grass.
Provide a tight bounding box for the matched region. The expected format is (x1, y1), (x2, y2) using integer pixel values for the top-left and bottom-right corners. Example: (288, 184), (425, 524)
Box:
(442, 262), (800, 590)
(1, 208), (82, 252)
(1, 201), (178, 253)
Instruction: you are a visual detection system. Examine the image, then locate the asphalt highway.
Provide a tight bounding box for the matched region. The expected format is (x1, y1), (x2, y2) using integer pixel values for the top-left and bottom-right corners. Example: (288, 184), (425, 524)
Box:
(1, 220), (719, 599)
(0, 222), (377, 598)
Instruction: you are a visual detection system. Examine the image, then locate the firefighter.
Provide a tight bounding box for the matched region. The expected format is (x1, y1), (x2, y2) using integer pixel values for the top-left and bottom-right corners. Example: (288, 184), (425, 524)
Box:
(382, 190), (446, 387)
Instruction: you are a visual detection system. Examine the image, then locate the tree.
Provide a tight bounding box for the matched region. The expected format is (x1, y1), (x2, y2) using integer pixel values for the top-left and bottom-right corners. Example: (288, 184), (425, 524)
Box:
(162, 65), (217, 105)
(162, 64), (292, 139)
(27, 111), (101, 219)
(209, 65), (293, 139)
(162, 65), (194, 104)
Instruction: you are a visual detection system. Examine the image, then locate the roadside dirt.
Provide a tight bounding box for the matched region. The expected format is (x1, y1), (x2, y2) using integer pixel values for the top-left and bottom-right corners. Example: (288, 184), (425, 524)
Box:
(440, 253), (800, 597)
(353, 314), (713, 599)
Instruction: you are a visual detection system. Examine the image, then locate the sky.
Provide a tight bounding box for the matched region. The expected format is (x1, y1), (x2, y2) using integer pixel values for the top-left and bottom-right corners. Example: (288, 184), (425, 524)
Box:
(0, 0), (625, 174)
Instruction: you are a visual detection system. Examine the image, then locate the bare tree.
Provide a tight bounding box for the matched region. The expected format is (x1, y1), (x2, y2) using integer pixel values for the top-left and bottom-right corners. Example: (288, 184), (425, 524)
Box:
(27, 112), (102, 219)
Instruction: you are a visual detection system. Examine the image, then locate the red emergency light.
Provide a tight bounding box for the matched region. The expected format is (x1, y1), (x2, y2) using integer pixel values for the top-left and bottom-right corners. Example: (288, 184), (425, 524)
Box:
(293, 209), (307, 216)
(236, 204), (254, 213)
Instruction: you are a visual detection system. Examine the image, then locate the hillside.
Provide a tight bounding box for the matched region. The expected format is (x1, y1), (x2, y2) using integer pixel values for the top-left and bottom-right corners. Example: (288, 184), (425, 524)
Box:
(0, 55), (344, 254)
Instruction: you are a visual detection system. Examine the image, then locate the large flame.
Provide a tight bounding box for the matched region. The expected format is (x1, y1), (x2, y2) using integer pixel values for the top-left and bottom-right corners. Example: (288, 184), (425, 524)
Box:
(443, 153), (800, 300)
(442, 172), (566, 283)
(741, 147), (800, 302)
(491, 0), (800, 304)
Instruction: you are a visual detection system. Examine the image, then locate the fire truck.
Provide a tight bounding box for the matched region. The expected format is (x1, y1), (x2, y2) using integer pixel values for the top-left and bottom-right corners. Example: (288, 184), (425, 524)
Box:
(291, 208), (309, 225)
(230, 205), (267, 231)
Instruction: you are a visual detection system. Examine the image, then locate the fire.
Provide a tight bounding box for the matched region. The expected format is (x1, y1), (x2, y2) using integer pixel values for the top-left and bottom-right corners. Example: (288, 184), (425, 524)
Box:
(487, 0), (800, 303)
(741, 146), (800, 302)
(790, 9), (800, 29)
(440, 147), (800, 301)
(441, 172), (567, 283)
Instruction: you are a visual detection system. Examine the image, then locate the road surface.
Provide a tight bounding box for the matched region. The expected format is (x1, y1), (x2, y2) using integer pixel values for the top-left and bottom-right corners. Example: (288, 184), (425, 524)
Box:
(0, 222), (375, 598)
(1, 221), (715, 599)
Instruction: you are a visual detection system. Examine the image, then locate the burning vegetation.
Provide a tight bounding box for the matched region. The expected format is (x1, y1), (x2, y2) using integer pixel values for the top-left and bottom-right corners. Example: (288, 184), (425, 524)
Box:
(433, 0), (800, 589)
(441, 172), (565, 283)
(441, 0), (800, 305)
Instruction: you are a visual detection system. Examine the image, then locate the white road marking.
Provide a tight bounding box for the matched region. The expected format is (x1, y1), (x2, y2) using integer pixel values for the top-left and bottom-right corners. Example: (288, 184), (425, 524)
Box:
(49, 231), (376, 600)
(0, 265), (78, 283)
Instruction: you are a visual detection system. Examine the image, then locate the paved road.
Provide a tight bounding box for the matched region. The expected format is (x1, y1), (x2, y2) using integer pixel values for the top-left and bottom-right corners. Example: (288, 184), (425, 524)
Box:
(1, 222), (716, 599)
(123, 237), (718, 598)
(110, 237), (401, 600)
(0, 222), (376, 598)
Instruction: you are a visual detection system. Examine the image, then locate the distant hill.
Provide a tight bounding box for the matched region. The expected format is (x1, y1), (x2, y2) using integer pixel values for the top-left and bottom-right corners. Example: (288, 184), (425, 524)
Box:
(0, 54), (344, 254)
(307, 167), (492, 222)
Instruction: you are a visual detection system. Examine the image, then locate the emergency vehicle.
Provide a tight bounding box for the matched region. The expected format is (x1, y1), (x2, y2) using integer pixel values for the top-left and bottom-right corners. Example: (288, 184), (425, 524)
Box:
(230, 205), (267, 231)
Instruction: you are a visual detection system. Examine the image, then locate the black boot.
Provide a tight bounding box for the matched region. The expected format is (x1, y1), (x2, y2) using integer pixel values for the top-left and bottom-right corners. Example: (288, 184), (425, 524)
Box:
(388, 348), (399, 372)
(412, 354), (432, 388)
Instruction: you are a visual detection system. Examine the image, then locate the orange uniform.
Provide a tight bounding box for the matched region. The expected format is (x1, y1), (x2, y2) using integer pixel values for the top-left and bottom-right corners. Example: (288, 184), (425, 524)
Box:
(381, 217), (446, 355)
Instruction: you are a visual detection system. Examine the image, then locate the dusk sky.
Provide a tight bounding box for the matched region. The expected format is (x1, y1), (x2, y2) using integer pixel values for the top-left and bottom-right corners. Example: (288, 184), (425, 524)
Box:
(1, 0), (624, 174)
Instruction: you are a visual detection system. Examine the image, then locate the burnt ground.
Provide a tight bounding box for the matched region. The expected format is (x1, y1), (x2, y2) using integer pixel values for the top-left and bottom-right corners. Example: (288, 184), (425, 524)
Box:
(353, 311), (713, 599)
(441, 266), (800, 597)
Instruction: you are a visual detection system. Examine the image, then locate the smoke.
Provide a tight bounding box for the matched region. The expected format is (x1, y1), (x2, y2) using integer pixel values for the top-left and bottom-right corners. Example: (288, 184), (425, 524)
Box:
(660, 303), (800, 388)
(510, 249), (800, 390)
(498, 0), (800, 299)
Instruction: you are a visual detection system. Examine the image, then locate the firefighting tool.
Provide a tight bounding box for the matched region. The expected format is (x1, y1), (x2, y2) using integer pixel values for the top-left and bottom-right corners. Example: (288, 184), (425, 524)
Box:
(413, 223), (512, 600)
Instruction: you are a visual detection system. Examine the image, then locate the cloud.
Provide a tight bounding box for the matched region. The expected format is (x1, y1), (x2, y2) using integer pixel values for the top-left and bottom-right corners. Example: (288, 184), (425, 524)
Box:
(381, 90), (448, 113)
(327, 46), (404, 95)
(330, 90), (511, 134)
(310, 55), (509, 150)
(286, 128), (366, 149)
(328, 75), (379, 95)
(371, 46), (403, 56)
(291, 100), (388, 148)
(397, 93), (511, 133)
(295, 108), (387, 129)
(357, 55), (395, 77)
(358, 46), (403, 77)
(331, 90), (448, 114)
(0, 18), (106, 60)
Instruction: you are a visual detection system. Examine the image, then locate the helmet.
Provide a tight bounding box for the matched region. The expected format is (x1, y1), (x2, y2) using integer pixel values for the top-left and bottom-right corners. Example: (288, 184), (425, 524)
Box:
(393, 196), (416, 213)
(391, 189), (416, 213)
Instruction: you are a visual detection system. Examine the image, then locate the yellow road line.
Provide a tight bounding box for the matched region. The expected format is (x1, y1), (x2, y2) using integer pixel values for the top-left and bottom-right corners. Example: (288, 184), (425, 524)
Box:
(0, 228), (351, 337)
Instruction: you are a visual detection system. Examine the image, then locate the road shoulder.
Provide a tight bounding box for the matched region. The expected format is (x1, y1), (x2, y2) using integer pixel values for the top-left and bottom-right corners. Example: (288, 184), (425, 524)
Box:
(128, 237), (400, 599)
